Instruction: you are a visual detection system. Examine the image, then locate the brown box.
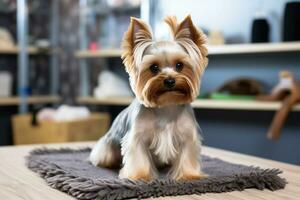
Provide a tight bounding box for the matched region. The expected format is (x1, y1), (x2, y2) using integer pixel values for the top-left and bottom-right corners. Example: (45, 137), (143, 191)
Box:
(12, 112), (110, 145)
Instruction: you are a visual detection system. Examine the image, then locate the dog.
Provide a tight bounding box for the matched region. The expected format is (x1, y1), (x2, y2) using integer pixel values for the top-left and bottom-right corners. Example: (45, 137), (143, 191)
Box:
(89, 15), (208, 181)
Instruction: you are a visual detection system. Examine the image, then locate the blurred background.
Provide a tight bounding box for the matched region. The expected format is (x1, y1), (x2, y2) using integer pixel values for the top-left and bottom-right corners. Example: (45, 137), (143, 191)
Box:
(0, 0), (300, 164)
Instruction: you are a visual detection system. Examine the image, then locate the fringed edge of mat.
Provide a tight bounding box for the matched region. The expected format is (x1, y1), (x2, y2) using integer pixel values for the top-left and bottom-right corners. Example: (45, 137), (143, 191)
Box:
(26, 148), (287, 200)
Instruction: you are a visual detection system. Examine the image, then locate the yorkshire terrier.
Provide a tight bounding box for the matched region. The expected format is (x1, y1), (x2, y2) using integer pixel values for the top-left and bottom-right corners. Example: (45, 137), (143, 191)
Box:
(89, 15), (208, 181)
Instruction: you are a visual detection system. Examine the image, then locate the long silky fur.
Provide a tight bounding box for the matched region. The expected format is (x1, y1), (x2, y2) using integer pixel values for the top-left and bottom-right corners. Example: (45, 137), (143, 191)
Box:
(121, 17), (153, 74)
(165, 15), (208, 75)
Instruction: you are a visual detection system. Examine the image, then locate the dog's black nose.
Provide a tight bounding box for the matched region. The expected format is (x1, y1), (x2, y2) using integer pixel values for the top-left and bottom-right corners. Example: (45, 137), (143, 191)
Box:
(164, 78), (176, 88)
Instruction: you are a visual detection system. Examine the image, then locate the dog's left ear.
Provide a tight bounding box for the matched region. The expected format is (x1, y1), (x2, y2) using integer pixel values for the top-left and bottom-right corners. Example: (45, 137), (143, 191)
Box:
(122, 17), (153, 73)
(165, 15), (208, 62)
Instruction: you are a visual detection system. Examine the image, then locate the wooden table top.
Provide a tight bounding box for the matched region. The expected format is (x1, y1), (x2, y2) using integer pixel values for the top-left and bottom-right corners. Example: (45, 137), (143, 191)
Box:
(0, 142), (299, 200)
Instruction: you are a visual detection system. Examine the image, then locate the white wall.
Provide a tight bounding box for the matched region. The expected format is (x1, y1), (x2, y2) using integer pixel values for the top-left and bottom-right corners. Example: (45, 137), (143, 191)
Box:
(154, 0), (300, 43)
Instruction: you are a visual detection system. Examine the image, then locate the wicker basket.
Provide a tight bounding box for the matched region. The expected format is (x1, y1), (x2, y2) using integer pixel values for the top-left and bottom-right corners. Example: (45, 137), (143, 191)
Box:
(12, 112), (110, 145)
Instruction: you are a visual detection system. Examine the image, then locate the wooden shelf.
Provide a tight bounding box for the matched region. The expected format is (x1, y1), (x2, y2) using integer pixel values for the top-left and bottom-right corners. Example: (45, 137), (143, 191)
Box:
(74, 42), (300, 58)
(0, 95), (61, 106)
(77, 96), (132, 106)
(0, 46), (51, 55)
(76, 96), (300, 111)
(75, 49), (122, 58)
(191, 99), (300, 111)
(208, 42), (300, 55)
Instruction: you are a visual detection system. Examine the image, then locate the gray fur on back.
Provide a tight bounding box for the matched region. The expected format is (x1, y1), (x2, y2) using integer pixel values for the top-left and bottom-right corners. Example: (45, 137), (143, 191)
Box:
(105, 99), (142, 143)
(105, 98), (202, 144)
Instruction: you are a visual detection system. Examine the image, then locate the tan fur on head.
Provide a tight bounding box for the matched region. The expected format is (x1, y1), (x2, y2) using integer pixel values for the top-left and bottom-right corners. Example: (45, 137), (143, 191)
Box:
(165, 15), (208, 73)
(121, 15), (208, 107)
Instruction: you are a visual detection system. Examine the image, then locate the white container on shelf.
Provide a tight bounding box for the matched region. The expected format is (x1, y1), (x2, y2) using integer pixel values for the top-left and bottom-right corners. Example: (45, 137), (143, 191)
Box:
(0, 71), (12, 96)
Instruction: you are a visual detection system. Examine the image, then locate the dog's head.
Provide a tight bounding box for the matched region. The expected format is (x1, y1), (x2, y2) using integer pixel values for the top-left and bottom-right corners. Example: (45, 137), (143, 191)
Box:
(122, 15), (208, 107)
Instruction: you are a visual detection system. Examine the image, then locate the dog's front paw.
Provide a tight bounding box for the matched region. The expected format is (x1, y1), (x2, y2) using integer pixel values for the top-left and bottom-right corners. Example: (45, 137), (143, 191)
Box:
(176, 172), (208, 181)
(89, 139), (121, 168)
(119, 168), (154, 181)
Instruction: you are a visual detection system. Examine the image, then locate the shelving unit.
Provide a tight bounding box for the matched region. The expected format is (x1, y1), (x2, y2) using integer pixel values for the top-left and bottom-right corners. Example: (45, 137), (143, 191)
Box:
(75, 1), (300, 113)
(77, 0), (150, 96)
(0, 0), (61, 113)
(76, 96), (300, 112)
(75, 41), (300, 111)
(74, 42), (300, 58)
(0, 96), (60, 106)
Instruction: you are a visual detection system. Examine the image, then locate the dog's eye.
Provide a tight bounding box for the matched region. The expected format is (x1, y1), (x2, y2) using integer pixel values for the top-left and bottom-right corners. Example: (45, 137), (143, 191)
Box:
(175, 62), (184, 72)
(150, 64), (159, 74)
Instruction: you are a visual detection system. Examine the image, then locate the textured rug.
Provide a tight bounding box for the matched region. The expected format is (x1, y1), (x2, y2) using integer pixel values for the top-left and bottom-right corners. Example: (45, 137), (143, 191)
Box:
(26, 148), (286, 200)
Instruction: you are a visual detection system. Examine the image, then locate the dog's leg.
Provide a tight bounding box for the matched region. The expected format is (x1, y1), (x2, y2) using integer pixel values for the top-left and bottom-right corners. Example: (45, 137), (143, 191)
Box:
(89, 103), (136, 168)
(89, 135), (122, 168)
(170, 133), (206, 181)
(119, 130), (157, 181)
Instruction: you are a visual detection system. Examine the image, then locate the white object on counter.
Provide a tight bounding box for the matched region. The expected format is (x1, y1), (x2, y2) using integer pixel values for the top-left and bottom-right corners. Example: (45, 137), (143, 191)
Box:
(36, 108), (56, 122)
(53, 105), (91, 122)
(37, 105), (91, 122)
(94, 70), (132, 98)
(0, 71), (12, 97)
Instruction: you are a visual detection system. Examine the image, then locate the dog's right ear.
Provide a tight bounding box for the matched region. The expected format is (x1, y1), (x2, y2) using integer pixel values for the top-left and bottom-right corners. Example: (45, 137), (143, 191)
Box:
(122, 17), (153, 73)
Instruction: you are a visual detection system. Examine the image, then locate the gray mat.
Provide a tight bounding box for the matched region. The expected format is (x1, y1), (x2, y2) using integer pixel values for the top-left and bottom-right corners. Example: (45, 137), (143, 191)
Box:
(26, 148), (286, 200)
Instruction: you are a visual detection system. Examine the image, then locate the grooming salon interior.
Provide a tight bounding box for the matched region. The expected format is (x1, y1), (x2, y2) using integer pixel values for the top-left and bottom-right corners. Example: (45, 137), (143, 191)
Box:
(1, 0), (300, 166)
